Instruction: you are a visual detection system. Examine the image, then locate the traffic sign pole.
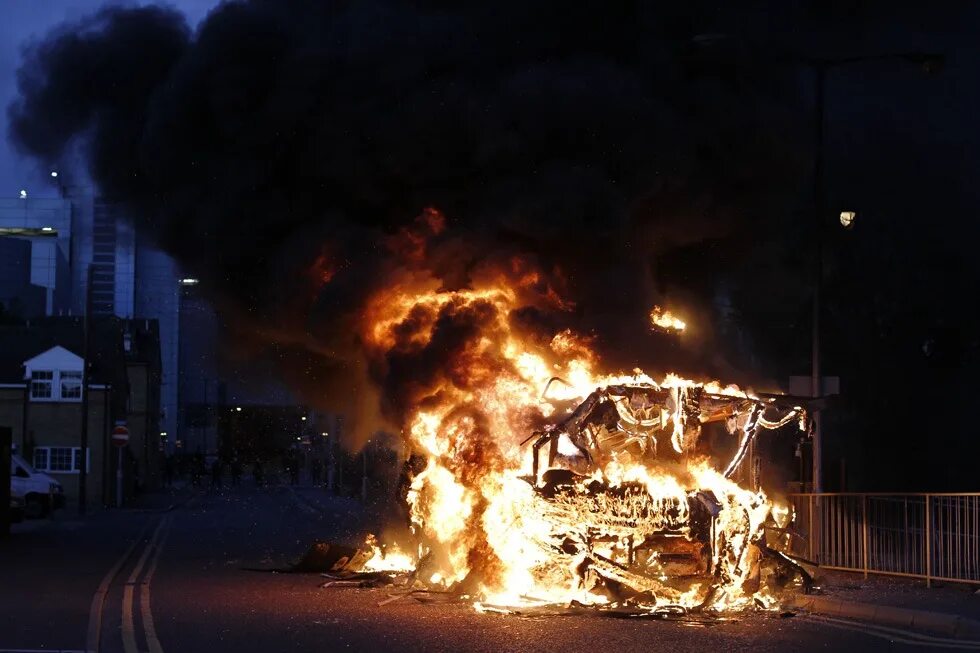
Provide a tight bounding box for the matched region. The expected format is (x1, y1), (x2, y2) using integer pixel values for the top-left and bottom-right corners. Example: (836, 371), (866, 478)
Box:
(111, 424), (129, 508)
(116, 448), (123, 508)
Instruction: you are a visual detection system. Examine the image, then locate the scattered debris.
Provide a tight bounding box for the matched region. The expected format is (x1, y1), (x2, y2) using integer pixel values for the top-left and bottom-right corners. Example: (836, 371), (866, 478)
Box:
(242, 541), (365, 574)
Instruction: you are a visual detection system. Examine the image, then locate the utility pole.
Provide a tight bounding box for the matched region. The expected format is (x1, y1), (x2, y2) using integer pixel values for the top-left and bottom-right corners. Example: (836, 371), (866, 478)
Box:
(689, 35), (941, 494)
(79, 264), (93, 514)
(326, 419), (335, 495)
(361, 442), (369, 503)
(811, 64), (826, 494)
(806, 51), (941, 494)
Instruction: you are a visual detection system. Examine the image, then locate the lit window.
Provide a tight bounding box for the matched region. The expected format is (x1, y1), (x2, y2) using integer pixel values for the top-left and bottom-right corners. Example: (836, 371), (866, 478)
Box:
(60, 371), (82, 399)
(30, 371), (53, 399)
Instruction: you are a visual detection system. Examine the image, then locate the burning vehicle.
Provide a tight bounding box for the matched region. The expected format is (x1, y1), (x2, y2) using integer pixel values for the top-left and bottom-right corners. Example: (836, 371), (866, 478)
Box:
(514, 381), (812, 612)
(335, 283), (816, 616)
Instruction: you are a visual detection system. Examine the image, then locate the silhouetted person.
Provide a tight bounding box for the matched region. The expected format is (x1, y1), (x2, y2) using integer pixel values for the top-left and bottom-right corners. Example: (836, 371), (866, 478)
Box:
(289, 454), (300, 486)
(253, 460), (264, 487)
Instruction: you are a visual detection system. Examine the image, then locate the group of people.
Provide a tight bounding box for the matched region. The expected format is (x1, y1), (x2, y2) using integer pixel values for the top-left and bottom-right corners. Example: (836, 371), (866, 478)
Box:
(161, 451), (321, 489)
(162, 453), (245, 489)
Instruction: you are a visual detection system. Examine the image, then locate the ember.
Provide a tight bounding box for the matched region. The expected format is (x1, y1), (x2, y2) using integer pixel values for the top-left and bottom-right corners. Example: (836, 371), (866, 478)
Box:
(343, 275), (813, 616)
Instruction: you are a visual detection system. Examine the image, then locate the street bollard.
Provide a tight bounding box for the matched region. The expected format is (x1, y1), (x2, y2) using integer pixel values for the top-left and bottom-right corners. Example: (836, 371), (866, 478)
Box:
(0, 427), (11, 537)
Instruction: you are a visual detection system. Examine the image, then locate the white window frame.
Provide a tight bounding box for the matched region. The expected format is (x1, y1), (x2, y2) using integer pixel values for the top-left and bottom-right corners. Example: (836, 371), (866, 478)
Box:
(32, 446), (90, 474)
(60, 371), (83, 400)
(29, 370), (83, 403)
(30, 370), (54, 400)
(32, 448), (48, 471)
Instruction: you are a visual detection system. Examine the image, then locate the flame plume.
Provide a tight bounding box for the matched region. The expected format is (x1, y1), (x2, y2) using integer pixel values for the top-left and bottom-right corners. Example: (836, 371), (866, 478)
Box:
(357, 248), (802, 613)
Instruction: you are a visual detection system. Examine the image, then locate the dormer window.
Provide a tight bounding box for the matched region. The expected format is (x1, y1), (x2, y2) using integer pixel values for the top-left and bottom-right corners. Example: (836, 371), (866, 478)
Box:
(60, 371), (82, 399)
(30, 370), (82, 402)
(24, 346), (84, 403)
(30, 370), (53, 399)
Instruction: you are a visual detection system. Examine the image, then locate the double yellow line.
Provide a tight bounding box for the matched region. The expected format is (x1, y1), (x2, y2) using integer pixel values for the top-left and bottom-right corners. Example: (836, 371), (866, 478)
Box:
(121, 515), (172, 653)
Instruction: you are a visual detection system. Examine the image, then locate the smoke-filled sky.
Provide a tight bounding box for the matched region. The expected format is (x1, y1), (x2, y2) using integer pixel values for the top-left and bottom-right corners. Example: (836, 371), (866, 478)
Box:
(5, 1), (980, 488)
(0, 0), (220, 196)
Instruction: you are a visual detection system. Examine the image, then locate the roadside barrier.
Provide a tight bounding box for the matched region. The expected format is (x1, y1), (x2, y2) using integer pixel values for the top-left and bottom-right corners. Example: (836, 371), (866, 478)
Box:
(788, 493), (980, 586)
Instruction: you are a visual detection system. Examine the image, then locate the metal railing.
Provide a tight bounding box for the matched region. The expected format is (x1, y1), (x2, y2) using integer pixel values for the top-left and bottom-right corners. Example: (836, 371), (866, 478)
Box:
(787, 493), (980, 586)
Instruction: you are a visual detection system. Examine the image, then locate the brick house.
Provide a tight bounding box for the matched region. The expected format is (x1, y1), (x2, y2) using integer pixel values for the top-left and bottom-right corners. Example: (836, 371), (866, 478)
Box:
(0, 317), (162, 508)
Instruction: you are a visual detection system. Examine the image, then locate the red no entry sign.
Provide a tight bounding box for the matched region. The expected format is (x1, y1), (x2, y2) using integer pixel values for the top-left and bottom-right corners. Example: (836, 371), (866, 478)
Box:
(111, 424), (129, 447)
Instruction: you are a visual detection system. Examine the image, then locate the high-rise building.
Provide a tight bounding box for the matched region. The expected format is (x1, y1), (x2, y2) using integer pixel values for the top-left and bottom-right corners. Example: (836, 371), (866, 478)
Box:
(68, 192), (136, 318)
(135, 239), (181, 444)
(0, 197), (73, 316)
(1, 190), (193, 451)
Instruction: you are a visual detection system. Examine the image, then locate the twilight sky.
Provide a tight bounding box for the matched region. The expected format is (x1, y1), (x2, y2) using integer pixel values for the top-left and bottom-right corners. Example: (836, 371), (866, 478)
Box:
(4, 0), (980, 488)
(0, 0), (221, 198)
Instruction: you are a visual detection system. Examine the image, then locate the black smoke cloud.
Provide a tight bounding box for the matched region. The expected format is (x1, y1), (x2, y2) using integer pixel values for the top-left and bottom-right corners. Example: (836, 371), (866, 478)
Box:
(9, 1), (808, 439)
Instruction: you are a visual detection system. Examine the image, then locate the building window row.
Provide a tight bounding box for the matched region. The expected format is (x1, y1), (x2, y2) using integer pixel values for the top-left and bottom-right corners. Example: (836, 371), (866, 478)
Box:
(33, 446), (90, 473)
(29, 369), (83, 402)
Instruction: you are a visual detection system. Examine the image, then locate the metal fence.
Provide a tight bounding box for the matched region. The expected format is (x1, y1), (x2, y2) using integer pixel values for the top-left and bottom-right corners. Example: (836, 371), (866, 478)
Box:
(787, 493), (980, 586)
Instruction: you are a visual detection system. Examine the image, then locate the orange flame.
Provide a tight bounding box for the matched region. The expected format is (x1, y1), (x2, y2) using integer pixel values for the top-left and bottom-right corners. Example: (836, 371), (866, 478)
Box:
(358, 257), (796, 614)
(649, 305), (686, 332)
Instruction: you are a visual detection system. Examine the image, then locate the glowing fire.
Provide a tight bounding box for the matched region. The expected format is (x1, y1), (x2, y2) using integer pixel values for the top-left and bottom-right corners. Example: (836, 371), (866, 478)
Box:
(649, 305), (686, 332)
(356, 274), (804, 614)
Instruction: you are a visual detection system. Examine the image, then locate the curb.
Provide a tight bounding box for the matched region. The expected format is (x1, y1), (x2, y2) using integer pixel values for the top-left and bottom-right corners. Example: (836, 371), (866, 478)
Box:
(791, 594), (980, 640)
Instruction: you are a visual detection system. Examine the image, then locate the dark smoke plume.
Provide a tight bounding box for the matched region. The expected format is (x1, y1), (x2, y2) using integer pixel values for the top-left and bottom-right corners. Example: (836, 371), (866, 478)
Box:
(9, 1), (809, 443)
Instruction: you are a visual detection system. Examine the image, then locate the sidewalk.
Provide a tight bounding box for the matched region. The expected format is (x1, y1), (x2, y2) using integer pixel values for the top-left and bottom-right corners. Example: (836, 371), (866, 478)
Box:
(791, 569), (980, 640)
(815, 570), (980, 621)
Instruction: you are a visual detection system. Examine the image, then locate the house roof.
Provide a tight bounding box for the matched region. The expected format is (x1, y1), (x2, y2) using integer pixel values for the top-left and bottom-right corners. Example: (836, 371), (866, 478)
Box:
(0, 316), (125, 384)
(23, 345), (83, 373)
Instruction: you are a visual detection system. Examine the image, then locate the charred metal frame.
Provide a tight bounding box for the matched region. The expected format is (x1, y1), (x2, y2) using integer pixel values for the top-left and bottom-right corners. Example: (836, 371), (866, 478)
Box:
(525, 381), (808, 484)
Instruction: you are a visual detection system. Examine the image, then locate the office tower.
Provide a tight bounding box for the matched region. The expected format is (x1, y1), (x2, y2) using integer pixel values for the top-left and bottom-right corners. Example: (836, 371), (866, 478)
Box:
(0, 197), (73, 316)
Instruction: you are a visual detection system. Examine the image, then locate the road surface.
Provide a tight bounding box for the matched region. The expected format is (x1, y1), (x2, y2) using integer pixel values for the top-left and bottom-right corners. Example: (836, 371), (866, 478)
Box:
(1, 484), (974, 652)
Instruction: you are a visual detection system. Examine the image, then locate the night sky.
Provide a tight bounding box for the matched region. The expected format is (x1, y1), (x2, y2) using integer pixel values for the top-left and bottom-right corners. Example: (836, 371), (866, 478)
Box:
(4, 1), (980, 491)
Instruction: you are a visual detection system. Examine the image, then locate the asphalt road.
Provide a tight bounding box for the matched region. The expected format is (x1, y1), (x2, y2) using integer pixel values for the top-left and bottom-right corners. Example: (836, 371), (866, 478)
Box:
(2, 484), (976, 653)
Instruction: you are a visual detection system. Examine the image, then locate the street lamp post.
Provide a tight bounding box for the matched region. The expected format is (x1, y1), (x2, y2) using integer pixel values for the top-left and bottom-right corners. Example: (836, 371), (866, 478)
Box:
(689, 35), (940, 493)
(806, 52), (942, 493)
(811, 63), (826, 494)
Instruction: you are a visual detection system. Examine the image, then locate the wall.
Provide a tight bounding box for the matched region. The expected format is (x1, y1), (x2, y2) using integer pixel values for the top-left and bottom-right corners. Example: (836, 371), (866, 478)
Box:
(0, 384), (112, 508)
(126, 363), (162, 491)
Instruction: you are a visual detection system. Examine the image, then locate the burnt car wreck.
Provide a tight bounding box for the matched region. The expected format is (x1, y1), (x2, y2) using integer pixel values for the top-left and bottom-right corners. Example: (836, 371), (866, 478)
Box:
(518, 380), (815, 611)
(321, 379), (818, 616)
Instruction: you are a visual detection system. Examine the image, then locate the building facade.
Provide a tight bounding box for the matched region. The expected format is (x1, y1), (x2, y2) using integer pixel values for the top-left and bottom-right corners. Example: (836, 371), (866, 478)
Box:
(2, 192), (180, 450)
(0, 197), (73, 317)
(0, 318), (163, 508)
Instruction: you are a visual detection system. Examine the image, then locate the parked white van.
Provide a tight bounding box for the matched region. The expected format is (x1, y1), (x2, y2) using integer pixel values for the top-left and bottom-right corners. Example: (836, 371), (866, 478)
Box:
(10, 453), (64, 517)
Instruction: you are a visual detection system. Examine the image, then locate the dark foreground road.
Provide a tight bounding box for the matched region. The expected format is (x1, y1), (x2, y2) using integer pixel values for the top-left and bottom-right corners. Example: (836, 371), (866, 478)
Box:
(1, 485), (975, 653)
